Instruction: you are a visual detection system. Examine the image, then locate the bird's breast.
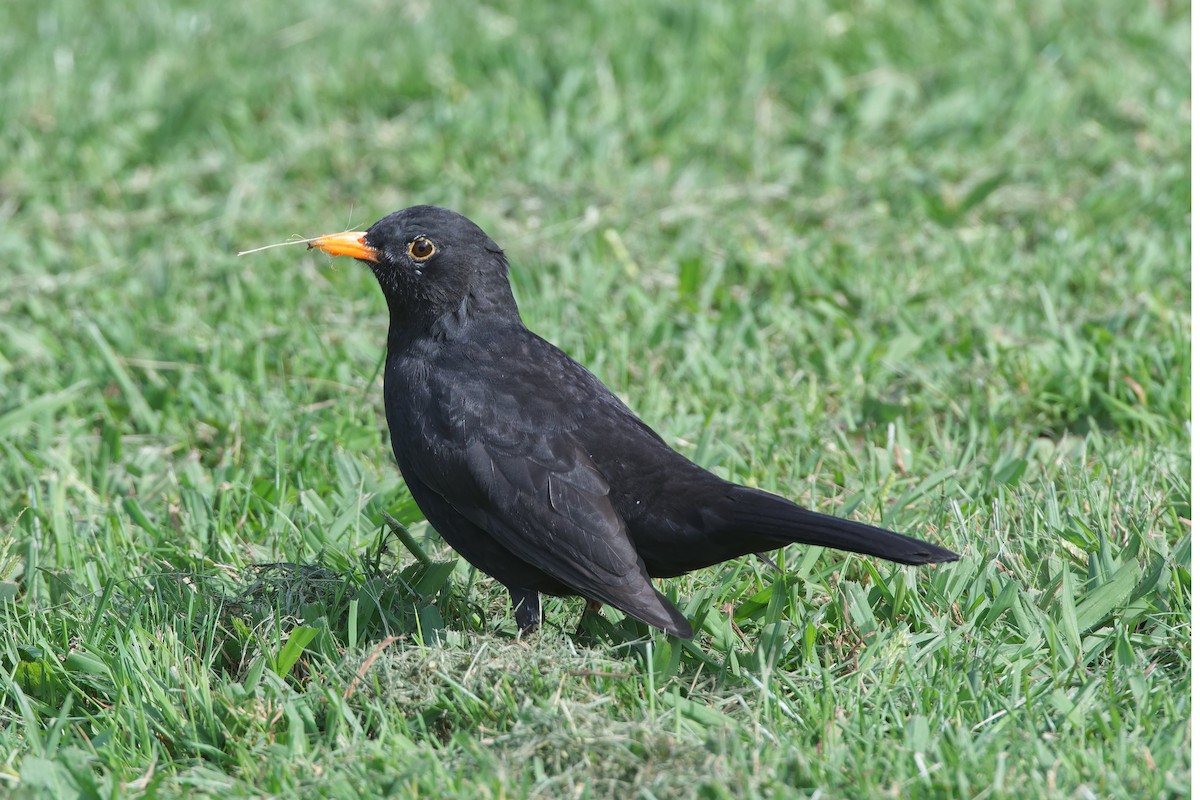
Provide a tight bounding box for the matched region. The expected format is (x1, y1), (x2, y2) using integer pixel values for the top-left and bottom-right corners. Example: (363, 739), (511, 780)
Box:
(382, 352), (433, 432)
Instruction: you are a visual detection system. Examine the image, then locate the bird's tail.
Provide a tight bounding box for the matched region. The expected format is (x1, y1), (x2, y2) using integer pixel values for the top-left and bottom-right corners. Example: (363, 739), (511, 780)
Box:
(725, 486), (959, 565)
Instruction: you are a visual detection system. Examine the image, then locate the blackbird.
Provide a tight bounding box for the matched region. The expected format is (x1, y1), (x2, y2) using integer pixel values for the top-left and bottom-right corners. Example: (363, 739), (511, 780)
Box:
(308, 206), (958, 639)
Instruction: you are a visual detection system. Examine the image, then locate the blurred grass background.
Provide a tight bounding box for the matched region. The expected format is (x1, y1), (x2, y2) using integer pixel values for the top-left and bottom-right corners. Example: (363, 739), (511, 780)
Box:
(0, 0), (1190, 797)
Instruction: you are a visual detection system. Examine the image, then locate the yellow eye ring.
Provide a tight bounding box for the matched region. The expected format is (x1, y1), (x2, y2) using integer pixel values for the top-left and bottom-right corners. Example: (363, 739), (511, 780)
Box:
(408, 237), (435, 261)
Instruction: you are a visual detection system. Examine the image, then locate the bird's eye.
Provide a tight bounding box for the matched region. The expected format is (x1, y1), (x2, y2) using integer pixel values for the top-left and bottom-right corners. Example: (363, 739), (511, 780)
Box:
(408, 237), (435, 261)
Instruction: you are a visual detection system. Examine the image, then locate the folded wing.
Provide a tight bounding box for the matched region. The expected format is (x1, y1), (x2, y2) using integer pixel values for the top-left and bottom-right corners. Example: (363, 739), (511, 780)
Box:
(409, 408), (692, 637)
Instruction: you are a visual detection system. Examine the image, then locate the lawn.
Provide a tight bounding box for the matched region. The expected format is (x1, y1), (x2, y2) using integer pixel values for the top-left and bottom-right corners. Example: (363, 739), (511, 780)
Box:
(0, 0), (1190, 797)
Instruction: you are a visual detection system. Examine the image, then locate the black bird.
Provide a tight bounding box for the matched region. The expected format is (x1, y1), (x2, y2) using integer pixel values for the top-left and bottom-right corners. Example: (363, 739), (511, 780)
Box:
(308, 206), (958, 638)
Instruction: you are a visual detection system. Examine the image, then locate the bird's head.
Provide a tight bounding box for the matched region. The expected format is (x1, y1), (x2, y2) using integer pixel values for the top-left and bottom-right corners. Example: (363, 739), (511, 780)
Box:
(309, 205), (520, 336)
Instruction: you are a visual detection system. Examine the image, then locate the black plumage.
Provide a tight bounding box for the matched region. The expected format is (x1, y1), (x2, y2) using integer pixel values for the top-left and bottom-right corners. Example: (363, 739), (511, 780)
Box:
(308, 206), (958, 638)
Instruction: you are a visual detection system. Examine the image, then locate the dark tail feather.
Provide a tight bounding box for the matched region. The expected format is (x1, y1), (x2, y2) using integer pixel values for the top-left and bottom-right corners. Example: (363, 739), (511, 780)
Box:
(728, 487), (959, 566)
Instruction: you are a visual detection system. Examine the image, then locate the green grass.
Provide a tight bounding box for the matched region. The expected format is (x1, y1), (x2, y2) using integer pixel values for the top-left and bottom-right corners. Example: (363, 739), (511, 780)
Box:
(0, 0), (1189, 797)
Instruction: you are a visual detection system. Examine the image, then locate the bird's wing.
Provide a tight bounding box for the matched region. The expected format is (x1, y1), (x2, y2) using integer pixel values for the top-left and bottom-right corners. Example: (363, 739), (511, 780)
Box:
(404, 382), (685, 630)
(457, 435), (637, 588)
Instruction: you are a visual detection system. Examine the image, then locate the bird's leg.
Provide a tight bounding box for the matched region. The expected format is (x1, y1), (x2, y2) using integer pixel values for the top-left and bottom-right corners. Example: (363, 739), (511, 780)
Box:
(575, 599), (604, 637)
(509, 587), (541, 638)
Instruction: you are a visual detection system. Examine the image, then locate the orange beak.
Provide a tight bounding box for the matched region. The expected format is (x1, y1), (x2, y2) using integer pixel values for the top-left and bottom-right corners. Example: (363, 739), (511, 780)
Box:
(307, 231), (379, 262)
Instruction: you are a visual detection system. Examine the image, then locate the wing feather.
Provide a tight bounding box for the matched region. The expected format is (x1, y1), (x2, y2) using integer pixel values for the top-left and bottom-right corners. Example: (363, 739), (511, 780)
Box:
(394, 337), (692, 635)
